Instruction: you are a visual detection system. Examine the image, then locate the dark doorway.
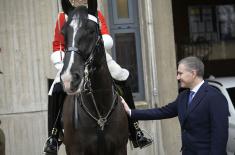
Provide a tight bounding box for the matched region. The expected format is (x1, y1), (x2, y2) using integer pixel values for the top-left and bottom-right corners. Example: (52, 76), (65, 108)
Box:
(172, 0), (235, 78)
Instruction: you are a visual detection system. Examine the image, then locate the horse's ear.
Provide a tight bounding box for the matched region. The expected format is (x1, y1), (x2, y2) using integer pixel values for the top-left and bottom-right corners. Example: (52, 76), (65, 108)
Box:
(61, 0), (75, 15)
(88, 0), (97, 16)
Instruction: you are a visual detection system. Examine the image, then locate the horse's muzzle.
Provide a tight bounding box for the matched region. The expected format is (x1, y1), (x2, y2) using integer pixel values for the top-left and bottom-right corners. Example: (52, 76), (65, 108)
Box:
(62, 78), (83, 95)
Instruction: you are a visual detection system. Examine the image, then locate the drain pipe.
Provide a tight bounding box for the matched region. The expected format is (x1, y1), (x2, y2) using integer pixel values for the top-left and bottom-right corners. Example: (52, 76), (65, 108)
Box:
(145, 0), (158, 107)
(145, 0), (165, 155)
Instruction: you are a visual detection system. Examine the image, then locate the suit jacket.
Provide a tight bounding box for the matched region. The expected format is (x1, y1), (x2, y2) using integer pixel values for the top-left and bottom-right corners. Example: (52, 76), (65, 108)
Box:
(132, 81), (229, 155)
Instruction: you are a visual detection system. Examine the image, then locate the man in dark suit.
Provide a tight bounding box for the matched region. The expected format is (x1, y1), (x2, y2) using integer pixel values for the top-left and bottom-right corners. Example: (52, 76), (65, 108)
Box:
(122, 56), (229, 155)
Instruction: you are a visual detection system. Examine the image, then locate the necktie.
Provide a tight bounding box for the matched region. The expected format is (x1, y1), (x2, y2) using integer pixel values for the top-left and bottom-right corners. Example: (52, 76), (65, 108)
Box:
(188, 91), (195, 105)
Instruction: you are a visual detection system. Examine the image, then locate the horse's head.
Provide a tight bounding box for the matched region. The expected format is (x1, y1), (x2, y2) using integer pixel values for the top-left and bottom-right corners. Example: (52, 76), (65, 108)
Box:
(60, 0), (104, 94)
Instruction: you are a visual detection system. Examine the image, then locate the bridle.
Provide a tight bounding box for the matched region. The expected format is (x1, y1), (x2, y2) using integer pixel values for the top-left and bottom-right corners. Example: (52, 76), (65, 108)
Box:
(64, 14), (118, 130)
(64, 13), (101, 95)
(64, 34), (101, 95)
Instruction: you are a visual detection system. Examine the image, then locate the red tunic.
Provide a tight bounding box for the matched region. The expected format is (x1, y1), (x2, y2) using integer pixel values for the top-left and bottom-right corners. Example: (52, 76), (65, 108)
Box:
(52, 11), (109, 52)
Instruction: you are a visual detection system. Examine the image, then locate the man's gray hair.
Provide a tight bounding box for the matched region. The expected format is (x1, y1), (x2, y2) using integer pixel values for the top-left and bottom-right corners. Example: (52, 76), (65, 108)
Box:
(178, 56), (204, 77)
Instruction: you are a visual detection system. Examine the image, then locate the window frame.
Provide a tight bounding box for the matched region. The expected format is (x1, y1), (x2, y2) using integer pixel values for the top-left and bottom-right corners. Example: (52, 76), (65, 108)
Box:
(108, 0), (145, 101)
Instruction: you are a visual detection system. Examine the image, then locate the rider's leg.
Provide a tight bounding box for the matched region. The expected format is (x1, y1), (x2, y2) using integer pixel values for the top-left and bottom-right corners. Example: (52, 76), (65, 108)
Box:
(115, 78), (152, 149)
(44, 83), (66, 155)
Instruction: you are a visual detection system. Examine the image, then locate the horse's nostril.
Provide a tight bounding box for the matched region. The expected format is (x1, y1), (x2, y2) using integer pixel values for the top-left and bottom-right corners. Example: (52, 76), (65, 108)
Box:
(71, 73), (81, 89)
(73, 73), (81, 81)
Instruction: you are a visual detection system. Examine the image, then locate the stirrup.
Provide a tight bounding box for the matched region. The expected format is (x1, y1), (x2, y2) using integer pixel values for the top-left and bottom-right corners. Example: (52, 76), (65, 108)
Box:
(43, 136), (59, 154)
(134, 129), (153, 149)
(137, 137), (153, 149)
(43, 128), (59, 155)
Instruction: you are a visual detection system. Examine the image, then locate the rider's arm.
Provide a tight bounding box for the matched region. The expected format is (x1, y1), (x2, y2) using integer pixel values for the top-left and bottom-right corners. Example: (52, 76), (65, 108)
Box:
(98, 11), (113, 50)
(106, 53), (129, 81)
(51, 12), (66, 70)
(98, 11), (129, 81)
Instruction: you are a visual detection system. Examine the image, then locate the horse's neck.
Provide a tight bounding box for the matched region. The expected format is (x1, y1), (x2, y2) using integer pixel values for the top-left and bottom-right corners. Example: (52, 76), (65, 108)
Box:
(89, 61), (114, 108)
(92, 62), (113, 91)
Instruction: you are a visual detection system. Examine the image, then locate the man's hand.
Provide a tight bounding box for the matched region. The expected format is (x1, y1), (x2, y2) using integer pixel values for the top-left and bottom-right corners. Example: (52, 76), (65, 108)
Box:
(120, 97), (131, 116)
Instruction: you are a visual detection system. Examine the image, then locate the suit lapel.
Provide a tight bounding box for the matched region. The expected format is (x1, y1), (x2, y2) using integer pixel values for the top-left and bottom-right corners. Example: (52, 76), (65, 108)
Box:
(181, 82), (209, 127)
(186, 82), (208, 117)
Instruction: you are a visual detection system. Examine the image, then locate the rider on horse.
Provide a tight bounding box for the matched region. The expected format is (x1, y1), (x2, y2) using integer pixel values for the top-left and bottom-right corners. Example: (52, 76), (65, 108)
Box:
(44, 0), (152, 154)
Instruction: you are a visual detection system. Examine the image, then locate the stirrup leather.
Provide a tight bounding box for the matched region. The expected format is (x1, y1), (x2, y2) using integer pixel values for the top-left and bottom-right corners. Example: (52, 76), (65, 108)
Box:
(133, 122), (140, 130)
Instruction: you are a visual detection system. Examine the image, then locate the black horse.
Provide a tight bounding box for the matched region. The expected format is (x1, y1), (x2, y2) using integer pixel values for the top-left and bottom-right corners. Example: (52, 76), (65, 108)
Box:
(60, 0), (129, 154)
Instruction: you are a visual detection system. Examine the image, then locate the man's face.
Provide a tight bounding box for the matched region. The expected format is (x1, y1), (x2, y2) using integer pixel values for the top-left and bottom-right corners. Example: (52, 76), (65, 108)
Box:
(177, 63), (196, 89)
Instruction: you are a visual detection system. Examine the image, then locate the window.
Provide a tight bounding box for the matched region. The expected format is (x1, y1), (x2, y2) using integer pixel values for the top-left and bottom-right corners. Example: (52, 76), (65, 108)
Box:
(115, 32), (139, 92)
(216, 5), (235, 40)
(116, 0), (129, 19)
(108, 0), (144, 100)
(188, 6), (218, 42)
(188, 4), (235, 42)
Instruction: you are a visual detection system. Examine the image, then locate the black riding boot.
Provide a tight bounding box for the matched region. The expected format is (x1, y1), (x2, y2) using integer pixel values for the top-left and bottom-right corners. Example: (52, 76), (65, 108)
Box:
(44, 83), (66, 155)
(115, 79), (153, 149)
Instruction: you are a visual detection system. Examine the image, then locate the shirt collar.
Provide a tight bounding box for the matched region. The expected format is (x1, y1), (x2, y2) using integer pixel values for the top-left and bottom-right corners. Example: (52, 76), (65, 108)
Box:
(191, 80), (204, 94)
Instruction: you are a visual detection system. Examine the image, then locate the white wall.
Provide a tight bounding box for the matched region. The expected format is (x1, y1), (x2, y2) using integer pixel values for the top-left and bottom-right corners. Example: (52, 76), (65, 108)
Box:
(0, 0), (58, 154)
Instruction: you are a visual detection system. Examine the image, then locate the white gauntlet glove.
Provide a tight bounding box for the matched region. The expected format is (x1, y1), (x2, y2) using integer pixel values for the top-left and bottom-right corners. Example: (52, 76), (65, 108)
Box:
(50, 51), (65, 70)
(102, 34), (113, 50)
(106, 53), (129, 81)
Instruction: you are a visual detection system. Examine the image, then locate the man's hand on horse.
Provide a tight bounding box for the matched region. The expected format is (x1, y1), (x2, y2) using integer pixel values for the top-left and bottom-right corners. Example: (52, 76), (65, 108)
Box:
(120, 97), (131, 116)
